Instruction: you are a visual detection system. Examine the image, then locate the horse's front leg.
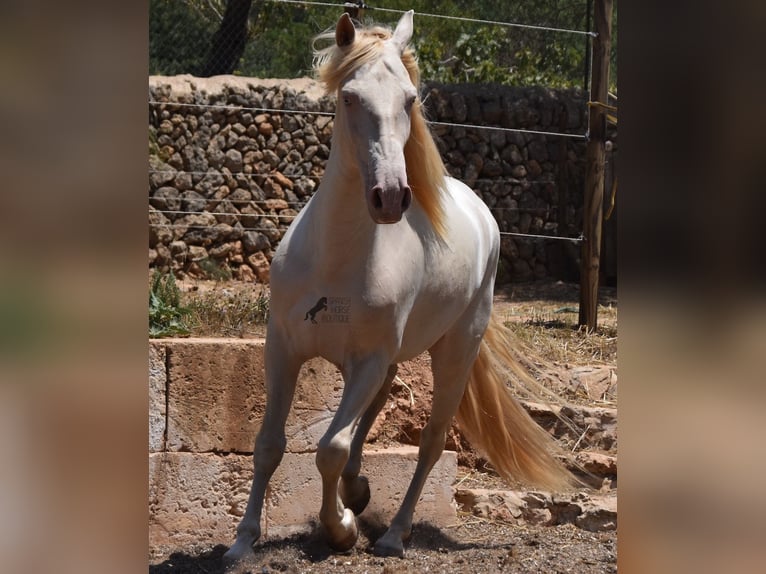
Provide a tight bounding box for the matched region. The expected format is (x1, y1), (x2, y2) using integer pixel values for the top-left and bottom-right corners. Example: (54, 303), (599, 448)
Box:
(223, 330), (302, 564)
(316, 355), (390, 551)
(340, 364), (397, 515)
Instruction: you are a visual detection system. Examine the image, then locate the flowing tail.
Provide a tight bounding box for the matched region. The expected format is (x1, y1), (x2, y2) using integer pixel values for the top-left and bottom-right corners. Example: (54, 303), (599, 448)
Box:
(455, 313), (575, 491)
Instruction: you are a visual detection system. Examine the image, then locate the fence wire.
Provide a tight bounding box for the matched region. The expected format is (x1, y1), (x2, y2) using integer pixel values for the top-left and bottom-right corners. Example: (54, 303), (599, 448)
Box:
(150, 0), (596, 87)
(149, 1), (602, 255)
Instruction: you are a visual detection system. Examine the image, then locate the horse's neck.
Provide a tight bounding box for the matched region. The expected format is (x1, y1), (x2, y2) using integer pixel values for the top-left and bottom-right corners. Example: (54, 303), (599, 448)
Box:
(315, 153), (366, 224)
(308, 150), (378, 269)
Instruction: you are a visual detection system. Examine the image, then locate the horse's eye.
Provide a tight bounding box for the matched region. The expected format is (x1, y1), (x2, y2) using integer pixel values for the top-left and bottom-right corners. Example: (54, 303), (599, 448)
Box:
(405, 95), (416, 111)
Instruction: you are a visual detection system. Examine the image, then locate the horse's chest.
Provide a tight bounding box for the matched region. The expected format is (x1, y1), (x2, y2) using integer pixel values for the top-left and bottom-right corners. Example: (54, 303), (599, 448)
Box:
(280, 287), (404, 360)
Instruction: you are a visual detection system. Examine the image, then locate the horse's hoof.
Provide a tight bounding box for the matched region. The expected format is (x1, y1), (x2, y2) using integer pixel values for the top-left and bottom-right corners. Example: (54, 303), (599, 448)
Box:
(341, 475), (371, 515)
(372, 535), (405, 558)
(222, 536), (256, 567)
(328, 508), (359, 552)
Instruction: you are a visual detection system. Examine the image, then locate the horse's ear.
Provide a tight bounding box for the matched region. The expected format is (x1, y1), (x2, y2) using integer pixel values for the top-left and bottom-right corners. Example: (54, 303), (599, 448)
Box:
(336, 12), (356, 47)
(391, 9), (414, 53)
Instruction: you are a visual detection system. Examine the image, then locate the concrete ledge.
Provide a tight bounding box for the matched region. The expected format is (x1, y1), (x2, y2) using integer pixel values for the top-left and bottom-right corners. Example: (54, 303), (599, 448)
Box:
(149, 447), (457, 560)
(149, 338), (344, 454)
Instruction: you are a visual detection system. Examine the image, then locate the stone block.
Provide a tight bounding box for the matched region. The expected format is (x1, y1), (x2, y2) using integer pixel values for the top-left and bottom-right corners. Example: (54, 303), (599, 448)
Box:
(266, 447), (458, 538)
(149, 447), (458, 560)
(149, 452), (252, 561)
(362, 446), (457, 526)
(164, 338), (343, 453)
(149, 343), (166, 452)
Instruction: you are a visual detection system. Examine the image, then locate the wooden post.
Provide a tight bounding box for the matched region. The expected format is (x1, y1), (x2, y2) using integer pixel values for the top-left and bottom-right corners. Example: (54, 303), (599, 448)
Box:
(578, 0), (613, 331)
(557, 104), (569, 238)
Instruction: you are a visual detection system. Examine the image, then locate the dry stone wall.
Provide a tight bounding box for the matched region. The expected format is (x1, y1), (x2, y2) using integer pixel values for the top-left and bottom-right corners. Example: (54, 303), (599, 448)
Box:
(149, 75), (589, 283)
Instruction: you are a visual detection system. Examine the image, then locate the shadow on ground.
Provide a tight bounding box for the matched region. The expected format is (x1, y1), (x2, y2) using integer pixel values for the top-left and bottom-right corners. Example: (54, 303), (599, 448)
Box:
(496, 280), (616, 306)
(149, 520), (510, 573)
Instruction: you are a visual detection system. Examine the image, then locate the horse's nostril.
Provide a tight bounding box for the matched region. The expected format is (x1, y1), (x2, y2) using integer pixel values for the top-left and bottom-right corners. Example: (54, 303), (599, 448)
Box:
(372, 188), (383, 210)
(401, 187), (412, 211)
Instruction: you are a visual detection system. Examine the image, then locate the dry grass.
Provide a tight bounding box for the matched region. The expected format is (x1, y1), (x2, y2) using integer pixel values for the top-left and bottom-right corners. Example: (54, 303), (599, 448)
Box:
(170, 279), (617, 377)
(490, 282), (618, 408)
(505, 307), (617, 367)
(493, 281), (617, 367)
(178, 280), (270, 338)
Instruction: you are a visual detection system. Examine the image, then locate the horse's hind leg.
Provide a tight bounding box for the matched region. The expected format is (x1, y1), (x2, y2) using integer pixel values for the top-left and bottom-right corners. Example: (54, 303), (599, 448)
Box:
(223, 331), (302, 564)
(340, 364), (397, 514)
(316, 356), (390, 551)
(373, 332), (482, 557)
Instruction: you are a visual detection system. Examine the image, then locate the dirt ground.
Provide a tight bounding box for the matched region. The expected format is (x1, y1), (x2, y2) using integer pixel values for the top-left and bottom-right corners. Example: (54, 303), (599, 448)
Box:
(151, 521), (616, 574)
(151, 280), (617, 573)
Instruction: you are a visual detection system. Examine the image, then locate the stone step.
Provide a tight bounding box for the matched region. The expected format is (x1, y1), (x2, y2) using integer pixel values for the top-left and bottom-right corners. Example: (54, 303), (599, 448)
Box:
(149, 446), (457, 561)
(149, 338), (344, 454)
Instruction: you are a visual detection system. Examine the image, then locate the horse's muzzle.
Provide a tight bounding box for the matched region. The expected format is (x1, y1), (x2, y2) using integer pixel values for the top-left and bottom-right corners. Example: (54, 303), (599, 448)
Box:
(366, 185), (412, 224)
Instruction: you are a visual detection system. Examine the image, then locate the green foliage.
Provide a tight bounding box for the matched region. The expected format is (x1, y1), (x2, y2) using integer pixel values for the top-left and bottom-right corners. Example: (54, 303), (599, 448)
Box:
(196, 257), (233, 281)
(149, 0), (221, 75)
(149, 0), (616, 90)
(149, 270), (192, 337)
(149, 127), (160, 157)
(238, 3), (337, 78)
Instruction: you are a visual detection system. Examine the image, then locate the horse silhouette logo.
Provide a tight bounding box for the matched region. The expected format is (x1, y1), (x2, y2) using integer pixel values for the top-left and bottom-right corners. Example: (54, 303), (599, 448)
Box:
(304, 296), (328, 324)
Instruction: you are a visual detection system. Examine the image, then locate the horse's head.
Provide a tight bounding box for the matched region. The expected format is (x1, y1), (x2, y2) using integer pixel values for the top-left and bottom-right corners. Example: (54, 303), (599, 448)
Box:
(331, 11), (417, 224)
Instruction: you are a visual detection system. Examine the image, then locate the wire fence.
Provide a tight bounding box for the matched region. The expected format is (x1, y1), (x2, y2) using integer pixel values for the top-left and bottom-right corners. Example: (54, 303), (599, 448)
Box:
(150, 0), (604, 88)
(149, 1), (618, 279)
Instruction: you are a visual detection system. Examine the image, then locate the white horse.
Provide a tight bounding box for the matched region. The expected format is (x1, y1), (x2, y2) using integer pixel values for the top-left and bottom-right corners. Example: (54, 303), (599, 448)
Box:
(225, 10), (572, 562)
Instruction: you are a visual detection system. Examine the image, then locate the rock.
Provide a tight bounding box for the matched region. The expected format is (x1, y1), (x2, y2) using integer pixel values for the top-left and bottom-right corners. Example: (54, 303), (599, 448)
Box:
(185, 246), (206, 265)
(224, 149), (243, 172)
(149, 157), (175, 188)
(264, 198), (289, 211)
(150, 186), (181, 212)
(575, 452), (617, 477)
(213, 198), (239, 225)
(181, 190), (206, 212)
(154, 243), (171, 266)
(149, 208), (173, 247)
(242, 231), (271, 254)
(271, 171), (294, 190)
(174, 212), (216, 241)
(481, 160), (503, 178)
(207, 148), (225, 169)
(169, 240), (188, 263)
(194, 170), (225, 197)
(247, 251), (271, 283)
(258, 218), (281, 243)
(236, 264), (256, 282)
(450, 92), (467, 122)
(208, 243), (232, 260)
(181, 145), (208, 172)
(574, 494), (617, 532)
(527, 159), (543, 177)
(455, 488), (616, 532)
(511, 164), (527, 178)
(173, 171), (192, 192)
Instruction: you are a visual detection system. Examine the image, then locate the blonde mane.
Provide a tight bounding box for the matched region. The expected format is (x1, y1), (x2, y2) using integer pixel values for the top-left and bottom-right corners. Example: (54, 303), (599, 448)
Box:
(313, 23), (447, 237)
